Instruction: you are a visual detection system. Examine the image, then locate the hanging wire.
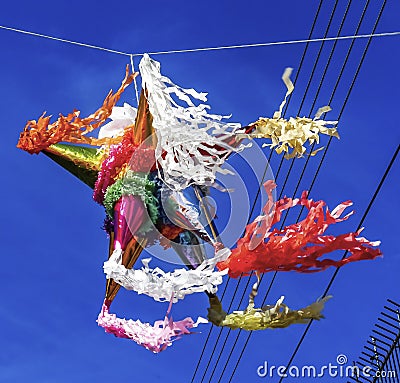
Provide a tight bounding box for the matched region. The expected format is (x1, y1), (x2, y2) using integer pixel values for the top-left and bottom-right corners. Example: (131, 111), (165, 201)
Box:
(0, 24), (399, 57)
(130, 31), (400, 56)
(0, 25), (132, 56)
(129, 54), (140, 106)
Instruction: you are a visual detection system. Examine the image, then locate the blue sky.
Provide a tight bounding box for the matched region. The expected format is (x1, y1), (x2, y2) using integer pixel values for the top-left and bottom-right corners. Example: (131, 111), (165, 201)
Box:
(1, 1), (399, 382)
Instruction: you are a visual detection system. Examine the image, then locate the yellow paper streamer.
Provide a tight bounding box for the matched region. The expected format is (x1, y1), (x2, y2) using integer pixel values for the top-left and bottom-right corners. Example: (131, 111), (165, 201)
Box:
(208, 277), (331, 330)
(242, 68), (339, 159)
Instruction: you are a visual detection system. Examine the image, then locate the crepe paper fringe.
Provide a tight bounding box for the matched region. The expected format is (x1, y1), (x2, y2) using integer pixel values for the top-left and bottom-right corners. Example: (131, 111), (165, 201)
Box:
(104, 248), (230, 303)
(243, 68), (339, 159)
(208, 295), (331, 330)
(93, 139), (138, 204)
(93, 133), (156, 204)
(17, 66), (136, 154)
(104, 250), (227, 303)
(217, 180), (382, 277)
(139, 54), (249, 191)
(208, 278), (331, 330)
(103, 172), (158, 233)
(97, 299), (207, 353)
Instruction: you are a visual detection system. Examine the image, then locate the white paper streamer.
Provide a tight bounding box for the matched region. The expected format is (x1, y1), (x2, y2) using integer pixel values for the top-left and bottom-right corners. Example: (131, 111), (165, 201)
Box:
(139, 54), (249, 191)
(104, 248), (230, 303)
(98, 102), (137, 139)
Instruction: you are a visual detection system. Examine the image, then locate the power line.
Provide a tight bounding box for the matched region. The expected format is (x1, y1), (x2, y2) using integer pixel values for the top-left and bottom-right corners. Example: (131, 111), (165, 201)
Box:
(198, 0), (358, 379)
(191, 0), (326, 381)
(190, 167), (272, 382)
(225, 1), (387, 381)
(278, 143), (399, 383)
(196, 162), (275, 383)
(190, 172), (271, 382)
(277, 0), (361, 200)
(284, 0), (375, 226)
(0, 24), (399, 58)
(207, 0), (345, 381)
(216, 0), (358, 379)
(221, 0), (387, 381)
(190, 73), (278, 383)
(298, 0), (387, 218)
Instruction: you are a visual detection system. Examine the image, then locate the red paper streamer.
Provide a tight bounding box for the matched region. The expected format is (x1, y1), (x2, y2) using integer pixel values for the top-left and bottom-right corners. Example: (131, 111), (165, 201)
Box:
(217, 181), (382, 277)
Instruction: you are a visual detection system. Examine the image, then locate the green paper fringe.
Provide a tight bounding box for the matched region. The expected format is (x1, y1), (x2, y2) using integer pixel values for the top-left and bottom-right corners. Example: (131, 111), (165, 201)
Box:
(103, 172), (159, 234)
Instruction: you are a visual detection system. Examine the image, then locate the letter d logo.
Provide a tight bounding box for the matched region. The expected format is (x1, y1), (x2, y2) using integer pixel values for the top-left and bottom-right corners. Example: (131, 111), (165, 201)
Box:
(257, 361), (268, 377)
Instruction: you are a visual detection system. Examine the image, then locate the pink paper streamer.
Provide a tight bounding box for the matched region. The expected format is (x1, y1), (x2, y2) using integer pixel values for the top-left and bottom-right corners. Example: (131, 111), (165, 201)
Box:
(97, 299), (207, 353)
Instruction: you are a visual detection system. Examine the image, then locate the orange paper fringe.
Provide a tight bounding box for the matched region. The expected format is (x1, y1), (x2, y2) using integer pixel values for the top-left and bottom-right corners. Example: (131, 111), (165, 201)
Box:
(17, 66), (137, 154)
